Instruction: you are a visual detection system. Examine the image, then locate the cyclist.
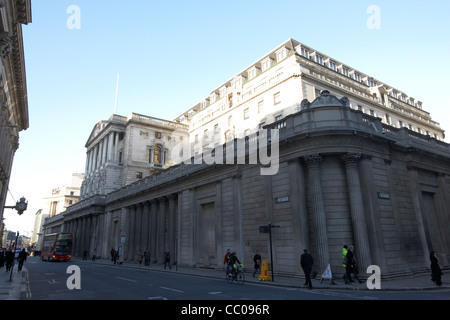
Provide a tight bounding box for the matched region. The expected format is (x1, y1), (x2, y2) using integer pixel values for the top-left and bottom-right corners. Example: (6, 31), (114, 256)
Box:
(228, 252), (243, 278)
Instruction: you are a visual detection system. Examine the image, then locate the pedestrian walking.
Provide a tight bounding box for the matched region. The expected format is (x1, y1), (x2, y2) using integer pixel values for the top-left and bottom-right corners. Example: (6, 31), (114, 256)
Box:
(83, 250), (88, 261)
(345, 245), (363, 284)
(430, 251), (443, 286)
(300, 249), (313, 289)
(253, 250), (261, 278)
(0, 249), (4, 269)
(5, 248), (14, 272)
(92, 249), (96, 261)
(342, 244), (348, 283)
(164, 249), (172, 270)
(110, 248), (116, 263)
(17, 248), (27, 271)
(137, 250), (143, 265)
(144, 249), (150, 266)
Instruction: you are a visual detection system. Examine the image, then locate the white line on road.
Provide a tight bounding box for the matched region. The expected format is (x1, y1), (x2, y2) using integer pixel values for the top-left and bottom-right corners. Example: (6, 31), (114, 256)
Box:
(115, 276), (137, 283)
(160, 286), (184, 293)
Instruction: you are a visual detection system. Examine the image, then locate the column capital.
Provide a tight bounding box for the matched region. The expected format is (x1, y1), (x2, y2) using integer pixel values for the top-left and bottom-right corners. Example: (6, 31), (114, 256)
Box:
(303, 154), (322, 168)
(341, 152), (362, 166)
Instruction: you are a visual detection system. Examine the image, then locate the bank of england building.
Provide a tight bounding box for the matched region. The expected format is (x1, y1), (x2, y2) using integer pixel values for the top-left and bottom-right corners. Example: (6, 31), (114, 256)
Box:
(43, 38), (450, 279)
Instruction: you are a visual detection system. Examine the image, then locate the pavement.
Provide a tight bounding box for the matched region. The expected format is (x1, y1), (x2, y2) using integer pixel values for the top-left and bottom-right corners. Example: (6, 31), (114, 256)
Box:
(1, 256), (448, 300)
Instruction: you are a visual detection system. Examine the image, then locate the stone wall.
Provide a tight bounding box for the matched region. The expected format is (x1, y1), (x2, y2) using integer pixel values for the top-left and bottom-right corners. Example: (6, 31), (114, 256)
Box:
(43, 91), (450, 279)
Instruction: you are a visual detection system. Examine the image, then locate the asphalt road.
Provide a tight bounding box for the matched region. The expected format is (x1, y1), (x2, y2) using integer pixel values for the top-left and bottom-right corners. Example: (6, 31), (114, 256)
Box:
(23, 256), (450, 301)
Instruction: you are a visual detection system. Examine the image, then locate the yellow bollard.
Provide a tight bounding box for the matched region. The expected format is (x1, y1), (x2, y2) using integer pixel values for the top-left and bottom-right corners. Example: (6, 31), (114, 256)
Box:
(258, 260), (272, 281)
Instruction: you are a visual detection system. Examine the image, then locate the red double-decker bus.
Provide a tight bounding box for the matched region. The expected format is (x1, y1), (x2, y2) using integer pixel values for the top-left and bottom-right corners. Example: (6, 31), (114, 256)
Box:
(41, 232), (73, 262)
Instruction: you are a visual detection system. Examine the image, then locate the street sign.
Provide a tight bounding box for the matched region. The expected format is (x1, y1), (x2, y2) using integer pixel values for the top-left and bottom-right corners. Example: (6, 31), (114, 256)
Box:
(259, 226), (269, 233)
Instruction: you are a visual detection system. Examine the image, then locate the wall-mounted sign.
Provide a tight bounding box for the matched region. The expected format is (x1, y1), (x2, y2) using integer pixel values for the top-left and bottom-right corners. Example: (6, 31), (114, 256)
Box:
(377, 192), (390, 199)
(275, 196), (289, 203)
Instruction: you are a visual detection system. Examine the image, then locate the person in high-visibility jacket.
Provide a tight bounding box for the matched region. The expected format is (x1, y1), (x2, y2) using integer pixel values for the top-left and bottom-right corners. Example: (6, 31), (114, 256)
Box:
(342, 245), (348, 283)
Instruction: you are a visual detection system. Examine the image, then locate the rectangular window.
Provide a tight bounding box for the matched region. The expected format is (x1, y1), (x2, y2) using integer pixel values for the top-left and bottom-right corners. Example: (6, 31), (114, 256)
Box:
(301, 48), (309, 58)
(315, 55), (323, 64)
(329, 61), (336, 71)
(274, 92), (281, 105)
(244, 108), (249, 120)
(258, 100), (264, 113)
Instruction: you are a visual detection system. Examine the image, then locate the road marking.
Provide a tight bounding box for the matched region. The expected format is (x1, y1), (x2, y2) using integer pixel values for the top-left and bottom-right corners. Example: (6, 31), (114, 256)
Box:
(115, 276), (137, 283)
(148, 296), (168, 300)
(209, 291), (222, 295)
(160, 286), (184, 293)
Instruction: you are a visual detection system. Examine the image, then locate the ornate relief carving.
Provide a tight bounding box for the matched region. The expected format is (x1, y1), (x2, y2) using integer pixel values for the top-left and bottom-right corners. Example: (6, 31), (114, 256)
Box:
(341, 152), (362, 166)
(303, 154), (322, 168)
(0, 32), (12, 59)
(302, 90), (350, 109)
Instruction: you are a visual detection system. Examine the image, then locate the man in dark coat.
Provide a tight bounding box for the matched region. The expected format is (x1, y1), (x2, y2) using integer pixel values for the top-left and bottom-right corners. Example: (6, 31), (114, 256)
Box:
(300, 249), (313, 289)
(18, 248), (27, 271)
(430, 251), (443, 286)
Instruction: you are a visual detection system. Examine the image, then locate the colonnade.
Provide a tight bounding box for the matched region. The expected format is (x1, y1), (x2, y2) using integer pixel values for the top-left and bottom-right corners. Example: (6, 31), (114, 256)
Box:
(64, 194), (178, 264)
(85, 130), (122, 175)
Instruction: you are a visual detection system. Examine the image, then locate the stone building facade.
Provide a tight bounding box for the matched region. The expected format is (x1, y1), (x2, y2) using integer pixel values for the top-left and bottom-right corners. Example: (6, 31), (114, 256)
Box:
(0, 0), (31, 237)
(80, 113), (189, 199)
(42, 38), (449, 279)
(44, 90), (450, 279)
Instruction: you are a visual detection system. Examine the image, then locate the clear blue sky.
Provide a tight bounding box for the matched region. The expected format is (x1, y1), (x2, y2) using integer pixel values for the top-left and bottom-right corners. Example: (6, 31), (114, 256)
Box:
(5, 0), (450, 235)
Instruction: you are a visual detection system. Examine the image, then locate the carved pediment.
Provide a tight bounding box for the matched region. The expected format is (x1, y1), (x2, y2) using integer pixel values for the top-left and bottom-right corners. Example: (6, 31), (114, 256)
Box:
(301, 90), (349, 110)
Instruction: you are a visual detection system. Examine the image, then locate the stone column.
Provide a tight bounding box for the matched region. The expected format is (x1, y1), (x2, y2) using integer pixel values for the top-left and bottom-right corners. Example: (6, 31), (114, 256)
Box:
(85, 214), (92, 256)
(407, 166), (430, 266)
(102, 211), (112, 259)
(288, 158), (309, 272)
(73, 218), (79, 256)
(232, 173), (244, 260)
(108, 131), (114, 162)
(304, 154), (329, 273)
(134, 203), (143, 253)
(127, 205), (136, 260)
(150, 199), (158, 263)
(341, 153), (372, 273)
(157, 197), (167, 263)
(80, 217), (88, 256)
(141, 201), (150, 252)
(167, 194), (176, 262)
(89, 213), (99, 258)
(114, 132), (119, 163)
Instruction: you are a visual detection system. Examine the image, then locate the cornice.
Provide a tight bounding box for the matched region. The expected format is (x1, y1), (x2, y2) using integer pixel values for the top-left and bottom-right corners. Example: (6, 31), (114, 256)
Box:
(1, 0), (31, 131)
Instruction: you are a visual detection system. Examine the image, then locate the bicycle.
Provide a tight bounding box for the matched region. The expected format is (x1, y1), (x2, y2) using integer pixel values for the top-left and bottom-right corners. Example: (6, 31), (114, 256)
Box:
(226, 265), (245, 285)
